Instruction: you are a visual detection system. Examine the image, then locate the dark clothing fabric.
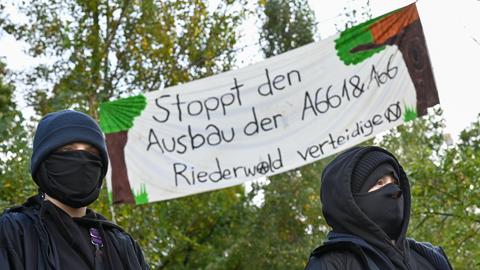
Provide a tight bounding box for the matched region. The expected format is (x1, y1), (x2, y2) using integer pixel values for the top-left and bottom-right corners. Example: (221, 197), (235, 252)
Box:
(408, 241), (453, 270)
(306, 248), (368, 270)
(0, 194), (149, 270)
(353, 183), (404, 241)
(306, 232), (393, 270)
(305, 232), (452, 270)
(351, 151), (399, 193)
(42, 201), (94, 269)
(36, 151), (104, 208)
(305, 146), (452, 270)
(355, 163), (399, 193)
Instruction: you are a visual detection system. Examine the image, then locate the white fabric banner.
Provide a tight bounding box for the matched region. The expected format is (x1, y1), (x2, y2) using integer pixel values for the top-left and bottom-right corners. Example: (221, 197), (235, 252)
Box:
(100, 4), (438, 204)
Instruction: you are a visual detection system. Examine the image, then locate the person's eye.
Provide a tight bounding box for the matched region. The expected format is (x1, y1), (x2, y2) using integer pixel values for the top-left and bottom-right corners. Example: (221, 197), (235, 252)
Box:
(59, 146), (74, 152)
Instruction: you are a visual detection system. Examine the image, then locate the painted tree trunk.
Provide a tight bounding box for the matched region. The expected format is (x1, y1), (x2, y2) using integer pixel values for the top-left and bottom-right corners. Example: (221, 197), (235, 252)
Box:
(392, 20), (439, 116)
(351, 22), (439, 116)
(106, 131), (135, 204)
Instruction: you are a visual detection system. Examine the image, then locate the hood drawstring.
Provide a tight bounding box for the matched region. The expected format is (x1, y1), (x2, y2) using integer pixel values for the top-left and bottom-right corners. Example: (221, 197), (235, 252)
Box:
(90, 227), (105, 270)
(94, 214), (115, 270)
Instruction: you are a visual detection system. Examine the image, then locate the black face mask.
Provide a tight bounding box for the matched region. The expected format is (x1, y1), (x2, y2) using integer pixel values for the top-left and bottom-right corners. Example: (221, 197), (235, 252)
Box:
(36, 151), (103, 208)
(353, 184), (404, 240)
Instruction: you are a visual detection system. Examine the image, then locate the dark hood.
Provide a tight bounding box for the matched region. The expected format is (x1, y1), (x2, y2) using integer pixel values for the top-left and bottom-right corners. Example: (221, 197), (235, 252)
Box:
(320, 146), (412, 268)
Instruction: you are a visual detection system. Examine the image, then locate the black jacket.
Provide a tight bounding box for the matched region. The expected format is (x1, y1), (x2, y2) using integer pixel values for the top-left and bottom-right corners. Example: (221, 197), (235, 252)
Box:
(0, 194), (149, 270)
(305, 146), (453, 270)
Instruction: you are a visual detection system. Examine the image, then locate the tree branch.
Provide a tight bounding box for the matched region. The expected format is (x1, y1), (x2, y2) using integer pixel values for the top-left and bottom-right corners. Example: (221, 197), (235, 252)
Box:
(417, 211), (480, 223)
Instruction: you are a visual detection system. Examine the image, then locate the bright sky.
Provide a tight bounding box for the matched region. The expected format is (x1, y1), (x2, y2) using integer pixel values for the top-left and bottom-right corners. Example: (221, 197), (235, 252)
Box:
(1, 0), (479, 140)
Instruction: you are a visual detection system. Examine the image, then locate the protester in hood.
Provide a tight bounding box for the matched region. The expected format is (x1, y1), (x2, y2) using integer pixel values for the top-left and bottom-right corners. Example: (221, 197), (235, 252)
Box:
(305, 146), (453, 270)
(0, 110), (149, 270)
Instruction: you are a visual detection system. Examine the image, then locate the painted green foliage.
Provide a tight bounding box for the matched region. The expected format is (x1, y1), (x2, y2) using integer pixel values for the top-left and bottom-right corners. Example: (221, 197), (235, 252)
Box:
(99, 94), (147, 134)
(403, 105), (417, 122)
(335, 14), (386, 65)
(133, 184), (149, 205)
(107, 186), (149, 205)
